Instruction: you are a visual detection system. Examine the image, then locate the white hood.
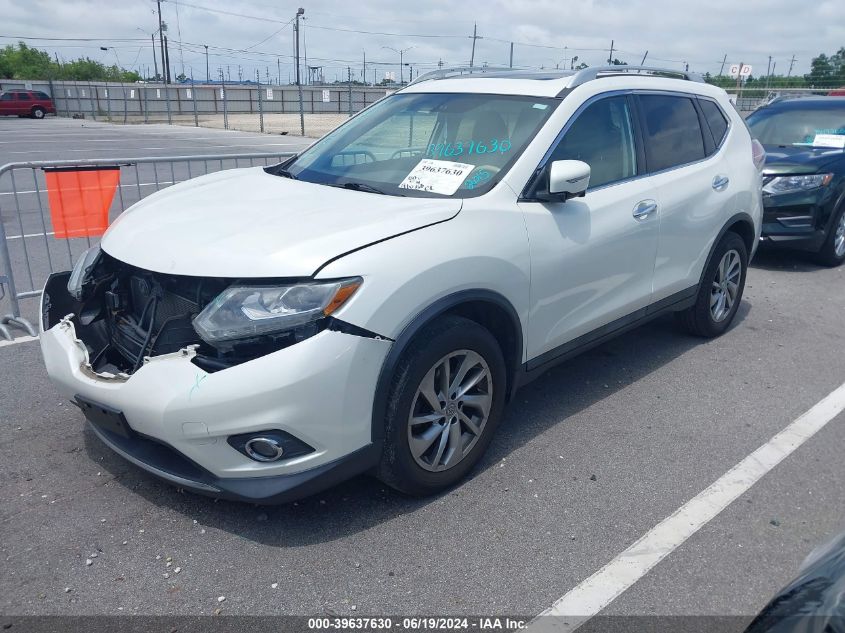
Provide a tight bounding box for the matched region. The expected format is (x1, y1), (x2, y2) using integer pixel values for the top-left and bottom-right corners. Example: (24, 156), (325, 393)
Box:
(101, 167), (461, 278)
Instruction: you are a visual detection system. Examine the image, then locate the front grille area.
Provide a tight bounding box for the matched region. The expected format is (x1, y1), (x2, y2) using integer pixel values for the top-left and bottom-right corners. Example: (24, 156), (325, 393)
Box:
(52, 252), (325, 376)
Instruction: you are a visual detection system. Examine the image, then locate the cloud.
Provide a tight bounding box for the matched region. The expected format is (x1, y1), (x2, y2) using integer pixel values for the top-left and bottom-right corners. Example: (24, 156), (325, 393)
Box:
(1, 0), (842, 82)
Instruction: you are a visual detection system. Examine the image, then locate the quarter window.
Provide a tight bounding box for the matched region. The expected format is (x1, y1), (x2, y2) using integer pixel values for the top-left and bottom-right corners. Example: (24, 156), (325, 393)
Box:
(638, 95), (705, 172)
(699, 99), (729, 147)
(549, 96), (638, 189)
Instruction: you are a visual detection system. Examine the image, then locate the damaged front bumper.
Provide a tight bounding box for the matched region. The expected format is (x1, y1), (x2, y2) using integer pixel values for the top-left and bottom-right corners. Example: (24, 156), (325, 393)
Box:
(40, 277), (392, 504)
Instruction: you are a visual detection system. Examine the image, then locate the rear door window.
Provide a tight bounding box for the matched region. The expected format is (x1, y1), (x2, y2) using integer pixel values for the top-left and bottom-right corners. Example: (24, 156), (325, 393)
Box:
(638, 94), (706, 172)
(17, 93), (31, 101)
(699, 99), (729, 147)
(34, 92), (51, 100)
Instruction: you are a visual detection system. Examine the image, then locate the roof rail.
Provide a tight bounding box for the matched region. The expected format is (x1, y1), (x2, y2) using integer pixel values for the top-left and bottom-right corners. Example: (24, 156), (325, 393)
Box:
(567, 65), (705, 88)
(409, 65), (515, 85)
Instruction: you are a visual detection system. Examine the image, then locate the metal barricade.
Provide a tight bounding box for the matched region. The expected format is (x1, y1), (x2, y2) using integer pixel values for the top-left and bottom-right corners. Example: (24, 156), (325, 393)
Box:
(0, 152), (294, 340)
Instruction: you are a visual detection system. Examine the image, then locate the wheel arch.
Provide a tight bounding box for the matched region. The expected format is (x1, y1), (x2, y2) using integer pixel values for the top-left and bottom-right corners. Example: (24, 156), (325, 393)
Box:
(698, 212), (756, 287)
(370, 289), (523, 443)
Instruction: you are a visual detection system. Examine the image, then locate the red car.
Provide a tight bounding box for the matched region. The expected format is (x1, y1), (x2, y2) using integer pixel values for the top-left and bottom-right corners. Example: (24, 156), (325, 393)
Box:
(0, 89), (56, 119)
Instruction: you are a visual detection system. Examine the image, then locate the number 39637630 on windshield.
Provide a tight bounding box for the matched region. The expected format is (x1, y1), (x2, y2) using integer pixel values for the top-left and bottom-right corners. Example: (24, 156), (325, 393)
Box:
(427, 138), (512, 159)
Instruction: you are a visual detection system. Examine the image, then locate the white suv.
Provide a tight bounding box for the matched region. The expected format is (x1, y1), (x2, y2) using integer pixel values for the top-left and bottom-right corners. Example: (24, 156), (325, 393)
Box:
(40, 67), (764, 503)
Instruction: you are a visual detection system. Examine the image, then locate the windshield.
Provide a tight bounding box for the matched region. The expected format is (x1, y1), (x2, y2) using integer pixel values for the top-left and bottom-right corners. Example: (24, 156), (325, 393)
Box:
(282, 92), (558, 198)
(746, 105), (845, 147)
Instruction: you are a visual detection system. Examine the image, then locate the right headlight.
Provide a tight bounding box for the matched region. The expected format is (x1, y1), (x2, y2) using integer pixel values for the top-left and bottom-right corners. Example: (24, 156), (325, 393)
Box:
(192, 277), (361, 344)
(762, 173), (833, 195)
(66, 245), (102, 301)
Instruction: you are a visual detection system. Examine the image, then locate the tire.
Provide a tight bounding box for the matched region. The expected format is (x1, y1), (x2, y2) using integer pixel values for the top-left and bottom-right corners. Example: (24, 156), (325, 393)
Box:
(31, 107), (46, 119)
(676, 231), (748, 338)
(814, 205), (845, 267)
(377, 315), (507, 496)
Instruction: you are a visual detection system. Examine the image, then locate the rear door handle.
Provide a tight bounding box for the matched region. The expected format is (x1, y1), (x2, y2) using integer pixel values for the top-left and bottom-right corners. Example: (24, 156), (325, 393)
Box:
(712, 175), (730, 191)
(633, 199), (658, 220)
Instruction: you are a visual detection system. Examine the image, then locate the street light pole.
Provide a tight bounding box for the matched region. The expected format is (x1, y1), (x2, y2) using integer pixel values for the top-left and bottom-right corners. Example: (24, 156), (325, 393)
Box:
(295, 7), (305, 136)
(204, 45), (209, 83)
(382, 46), (414, 85)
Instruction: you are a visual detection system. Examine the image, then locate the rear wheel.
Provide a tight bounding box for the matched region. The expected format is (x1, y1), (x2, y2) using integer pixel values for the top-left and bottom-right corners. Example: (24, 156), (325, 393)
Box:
(676, 231), (748, 337)
(815, 206), (845, 267)
(377, 316), (506, 496)
(31, 106), (46, 119)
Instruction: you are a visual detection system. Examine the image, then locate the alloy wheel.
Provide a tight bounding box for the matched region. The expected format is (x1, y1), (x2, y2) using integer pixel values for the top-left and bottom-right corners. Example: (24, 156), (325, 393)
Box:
(835, 212), (845, 258)
(407, 349), (493, 472)
(710, 249), (742, 322)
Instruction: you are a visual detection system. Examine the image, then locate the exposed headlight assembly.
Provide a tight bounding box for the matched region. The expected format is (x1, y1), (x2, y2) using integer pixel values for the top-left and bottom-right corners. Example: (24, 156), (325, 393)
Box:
(762, 173), (833, 195)
(66, 245), (102, 301)
(193, 277), (361, 344)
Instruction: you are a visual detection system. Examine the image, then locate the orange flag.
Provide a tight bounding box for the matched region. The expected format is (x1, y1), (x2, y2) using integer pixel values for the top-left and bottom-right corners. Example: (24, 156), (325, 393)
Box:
(44, 166), (121, 239)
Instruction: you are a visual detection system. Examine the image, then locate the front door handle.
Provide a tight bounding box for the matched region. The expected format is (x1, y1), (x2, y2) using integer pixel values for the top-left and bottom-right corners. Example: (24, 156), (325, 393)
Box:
(633, 199), (658, 220)
(712, 175), (730, 191)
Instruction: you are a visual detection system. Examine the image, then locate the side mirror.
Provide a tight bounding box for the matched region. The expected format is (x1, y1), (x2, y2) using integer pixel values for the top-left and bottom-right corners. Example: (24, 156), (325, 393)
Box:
(548, 160), (591, 199)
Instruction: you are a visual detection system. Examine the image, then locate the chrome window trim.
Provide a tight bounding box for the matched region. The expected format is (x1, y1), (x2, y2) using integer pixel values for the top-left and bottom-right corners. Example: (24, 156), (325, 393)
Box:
(521, 88), (733, 200)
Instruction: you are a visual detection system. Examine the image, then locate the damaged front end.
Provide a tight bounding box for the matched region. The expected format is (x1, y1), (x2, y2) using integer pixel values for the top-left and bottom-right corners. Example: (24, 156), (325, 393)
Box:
(42, 249), (333, 377)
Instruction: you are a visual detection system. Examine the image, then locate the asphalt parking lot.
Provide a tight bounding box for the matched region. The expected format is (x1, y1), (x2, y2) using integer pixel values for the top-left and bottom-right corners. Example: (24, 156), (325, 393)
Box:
(1, 117), (844, 624)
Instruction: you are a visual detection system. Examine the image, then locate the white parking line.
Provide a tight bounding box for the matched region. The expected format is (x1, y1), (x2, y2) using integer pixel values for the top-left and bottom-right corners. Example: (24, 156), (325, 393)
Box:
(0, 335), (38, 348)
(532, 381), (845, 631)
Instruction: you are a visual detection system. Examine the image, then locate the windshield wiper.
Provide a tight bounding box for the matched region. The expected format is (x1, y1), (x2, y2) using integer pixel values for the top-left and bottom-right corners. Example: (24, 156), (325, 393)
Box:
(274, 167), (297, 180)
(329, 182), (402, 196)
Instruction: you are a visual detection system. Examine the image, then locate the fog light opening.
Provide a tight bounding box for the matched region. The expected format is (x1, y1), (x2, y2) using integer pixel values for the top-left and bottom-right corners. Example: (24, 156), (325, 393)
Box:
(243, 437), (285, 462)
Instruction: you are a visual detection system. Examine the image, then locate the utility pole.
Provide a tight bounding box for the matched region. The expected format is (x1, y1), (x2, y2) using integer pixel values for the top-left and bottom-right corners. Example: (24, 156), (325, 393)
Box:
(509, 42), (514, 68)
(640, 50), (649, 65)
(718, 54), (727, 77)
(438, 58), (444, 69)
(469, 23), (480, 67)
(607, 39), (614, 65)
(362, 50), (366, 85)
(156, 0), (167, 83)
(294, 7), (305, 136)
(151, 34), (159, 81)
(765, 55), (772, 91)
(204, 45), (209, 83)
(163, 34), (172, 83)
(787, 55), (796, 78)
(277, 58), (281, 85)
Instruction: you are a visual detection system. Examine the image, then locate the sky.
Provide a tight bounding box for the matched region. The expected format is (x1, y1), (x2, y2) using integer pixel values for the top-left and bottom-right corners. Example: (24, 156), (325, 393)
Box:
(2, 0), (844, 84)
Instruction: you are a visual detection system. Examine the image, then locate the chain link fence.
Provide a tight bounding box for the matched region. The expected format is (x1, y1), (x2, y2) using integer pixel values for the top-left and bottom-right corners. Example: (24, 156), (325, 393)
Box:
(0, 79), (394, 138)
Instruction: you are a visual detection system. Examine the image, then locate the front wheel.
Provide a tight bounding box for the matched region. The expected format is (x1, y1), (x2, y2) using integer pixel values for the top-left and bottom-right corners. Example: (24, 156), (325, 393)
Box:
(31, 107), (46, 119)
(377, 316), (506, 496)
(676, 231), (748, 337)
(815, 206), (845, 267)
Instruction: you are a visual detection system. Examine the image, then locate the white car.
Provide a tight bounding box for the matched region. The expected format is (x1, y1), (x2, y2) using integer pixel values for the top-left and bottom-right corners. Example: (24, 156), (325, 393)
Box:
(40, 66), (764, 503)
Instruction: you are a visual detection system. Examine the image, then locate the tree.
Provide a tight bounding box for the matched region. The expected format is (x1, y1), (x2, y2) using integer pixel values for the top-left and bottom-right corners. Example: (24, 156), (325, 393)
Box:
(0, 42), (54, 79)
(0, 42), (140, 82)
